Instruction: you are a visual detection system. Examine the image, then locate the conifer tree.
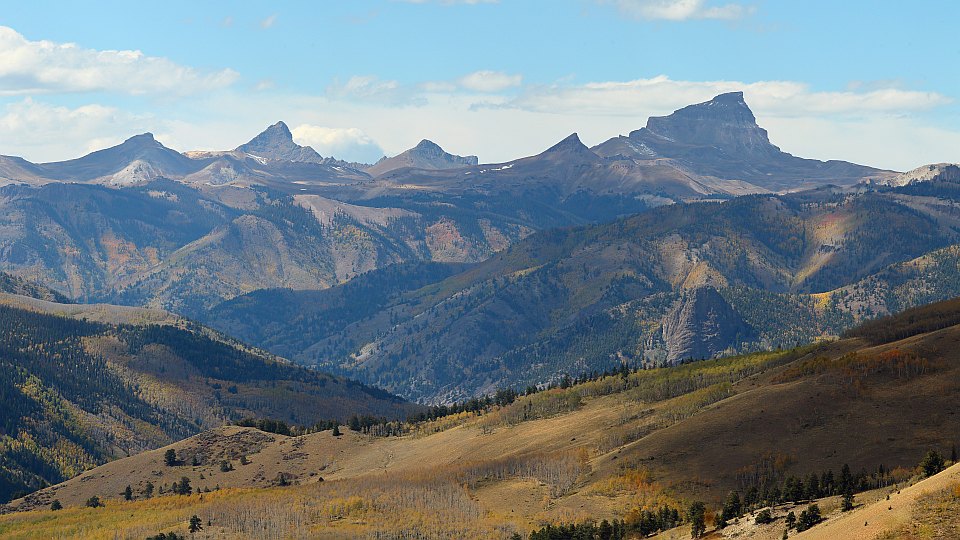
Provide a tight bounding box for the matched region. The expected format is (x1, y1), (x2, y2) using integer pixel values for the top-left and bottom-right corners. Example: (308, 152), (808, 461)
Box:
(688, 501), (706, 538)
(842, 486), (854, 511)
(189, 515), (202, 534)
(920, 450), (945, 477)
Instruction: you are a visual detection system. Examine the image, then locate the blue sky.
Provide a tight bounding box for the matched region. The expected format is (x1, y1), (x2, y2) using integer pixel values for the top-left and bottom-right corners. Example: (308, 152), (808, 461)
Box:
(1, 0), (958, 170)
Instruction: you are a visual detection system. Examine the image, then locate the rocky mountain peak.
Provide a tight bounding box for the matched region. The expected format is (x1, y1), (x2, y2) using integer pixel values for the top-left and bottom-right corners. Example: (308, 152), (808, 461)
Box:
(366, 139), (478, 177)
(633, 92), (777, 158)
(541, 133), (596, 157)
(235, 121), (323, 163)
(122, 133), (160, 147)
(414, 139), (444, 153)
(881, 163), (960, 187)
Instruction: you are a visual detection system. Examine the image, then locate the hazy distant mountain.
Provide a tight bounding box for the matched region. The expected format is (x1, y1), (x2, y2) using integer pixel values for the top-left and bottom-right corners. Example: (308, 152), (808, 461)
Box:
(592, 92), (893, 191)
(366, 139), (479, 177)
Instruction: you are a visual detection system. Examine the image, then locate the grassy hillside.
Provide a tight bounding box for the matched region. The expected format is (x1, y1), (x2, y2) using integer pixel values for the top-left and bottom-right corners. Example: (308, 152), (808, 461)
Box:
(5, 302), (959, 538)
(0, 296), (414, 504)
(205, 187), (960, 402)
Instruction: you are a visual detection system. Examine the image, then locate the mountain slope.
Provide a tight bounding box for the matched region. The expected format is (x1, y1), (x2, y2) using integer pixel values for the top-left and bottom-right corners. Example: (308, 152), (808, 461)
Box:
(205, 186), (960, 401)
(0, 178), (530, 315)
(0, 271), (70, 303)
(0, 294), (413, 504)
(39, 134), (204, 186)
(366, 139), (479, 177)
(4, 303), (960, 537)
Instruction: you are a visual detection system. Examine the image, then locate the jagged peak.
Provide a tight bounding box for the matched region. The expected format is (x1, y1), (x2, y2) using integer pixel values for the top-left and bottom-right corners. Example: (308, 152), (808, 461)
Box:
(241, 121), (294, 147)
(264, 121), (292, 138)
(543, 133), (588, 154)
(414, 139), (443, 152)
(232, 120), (326, 163)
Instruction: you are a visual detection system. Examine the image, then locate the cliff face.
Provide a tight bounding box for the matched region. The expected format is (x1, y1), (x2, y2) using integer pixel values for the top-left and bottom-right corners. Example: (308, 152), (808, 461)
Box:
(662, 286), (756, 364)
(592, 92), (893, 190)
(642, 91), (779, 160)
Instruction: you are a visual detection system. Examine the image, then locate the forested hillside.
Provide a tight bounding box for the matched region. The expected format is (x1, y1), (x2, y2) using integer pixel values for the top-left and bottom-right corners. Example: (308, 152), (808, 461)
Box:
(5, 298), (960, 538)
(206, 186), (960, 402)
(0, 300), (413, 504)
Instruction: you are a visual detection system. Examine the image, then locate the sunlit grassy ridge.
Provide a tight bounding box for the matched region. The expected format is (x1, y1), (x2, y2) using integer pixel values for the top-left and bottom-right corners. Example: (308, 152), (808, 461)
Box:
(4, 313), (960, 539)
(0, 346), (811, 538)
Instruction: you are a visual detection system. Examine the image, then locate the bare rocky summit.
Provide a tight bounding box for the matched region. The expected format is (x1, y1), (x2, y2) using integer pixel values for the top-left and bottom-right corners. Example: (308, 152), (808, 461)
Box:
(878, 162), (960, 186)
(366, 139), (478, 177)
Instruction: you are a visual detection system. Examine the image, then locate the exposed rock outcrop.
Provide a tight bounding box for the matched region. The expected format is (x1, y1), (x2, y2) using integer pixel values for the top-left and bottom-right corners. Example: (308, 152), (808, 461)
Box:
(662, 286), (756, 364)
(235, 121), (325, 163)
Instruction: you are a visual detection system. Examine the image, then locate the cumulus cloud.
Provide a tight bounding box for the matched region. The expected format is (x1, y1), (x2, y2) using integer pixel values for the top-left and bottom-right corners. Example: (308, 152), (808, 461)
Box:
(0, 26), (238, 96)
(0, 98), (157, 161)
(456, 71), (522, 93)
(603, 0), (752, 21)
(291, 124), (385, 163)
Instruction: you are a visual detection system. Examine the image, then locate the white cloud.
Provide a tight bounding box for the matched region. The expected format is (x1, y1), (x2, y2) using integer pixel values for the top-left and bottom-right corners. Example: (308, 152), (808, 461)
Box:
(0, 98), (156, 161)
(291, 124), (385, 163)
(603, 0), (752, 21)
(501, 76), (951, 118)
(326, 75), (426, 106)
(254, 79), (275, 91)
(328, 75), (400, 99)
(456, 71), (522, 93)
(0, 26), (238, 97)
(260, 15), (278, 28)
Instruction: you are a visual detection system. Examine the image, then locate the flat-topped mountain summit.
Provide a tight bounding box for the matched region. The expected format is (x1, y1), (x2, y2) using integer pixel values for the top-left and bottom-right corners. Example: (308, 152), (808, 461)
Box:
(592, 92), (892, 190)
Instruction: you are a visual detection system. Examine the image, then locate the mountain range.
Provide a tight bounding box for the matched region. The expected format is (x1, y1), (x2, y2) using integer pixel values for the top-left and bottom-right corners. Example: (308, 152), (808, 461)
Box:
(207, 181), (960, 402)
(1, 89), (960, 538)
(0, 93), (898, 317)
(0, 92), (952, 403)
